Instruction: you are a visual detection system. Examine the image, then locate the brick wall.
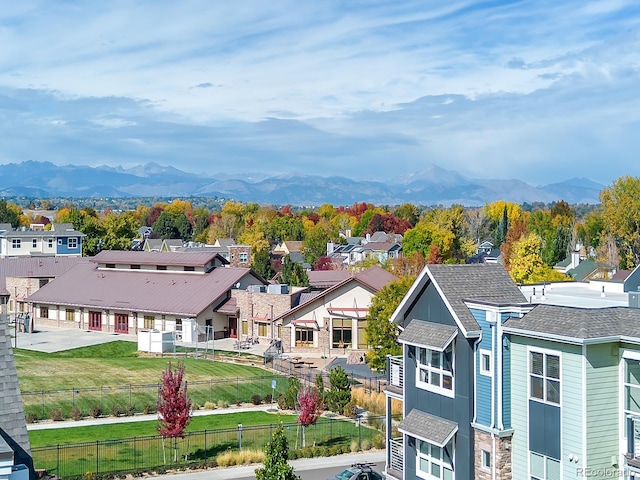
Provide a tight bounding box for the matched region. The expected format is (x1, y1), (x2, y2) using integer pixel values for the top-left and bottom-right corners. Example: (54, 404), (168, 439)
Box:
(227, 245), (252, 268)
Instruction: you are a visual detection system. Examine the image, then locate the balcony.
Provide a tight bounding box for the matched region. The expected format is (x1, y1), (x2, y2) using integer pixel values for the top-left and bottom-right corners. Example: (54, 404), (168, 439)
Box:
(386, 437), (403, 479)
(386, 355), (403, 398)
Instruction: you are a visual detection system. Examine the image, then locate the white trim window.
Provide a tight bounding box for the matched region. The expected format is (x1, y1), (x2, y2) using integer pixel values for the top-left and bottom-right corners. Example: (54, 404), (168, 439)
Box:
(12, 239), (21, 249)
(416, 439), (454, 480)
(530, 451), (560, 480)
(529, 350), (560, 405)
(416, 342), (454, 397)
(479, 349), (492, 377)
(239, 252), (248, 264)
(68, 237), (78, 249)
(481, 450), (491, 471)
(32, 238), (38, 248)
(48, 238), (54, 248)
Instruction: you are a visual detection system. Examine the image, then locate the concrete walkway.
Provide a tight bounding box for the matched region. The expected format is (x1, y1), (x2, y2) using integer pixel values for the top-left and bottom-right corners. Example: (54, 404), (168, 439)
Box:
(27, 405), (279, 430)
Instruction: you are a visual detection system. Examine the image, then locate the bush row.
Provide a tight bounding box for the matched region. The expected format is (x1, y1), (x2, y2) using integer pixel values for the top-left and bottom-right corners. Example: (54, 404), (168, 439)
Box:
(25, 403), (156, 423)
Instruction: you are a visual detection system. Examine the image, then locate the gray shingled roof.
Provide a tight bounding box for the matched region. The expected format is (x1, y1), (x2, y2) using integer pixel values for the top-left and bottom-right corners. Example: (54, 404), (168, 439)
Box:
(504, 304), (640, 342)
(399, 319), (457, 349)
(27, 263), (260, 317)
(398, 409), (458, 447)
(427, 264), (527, 334)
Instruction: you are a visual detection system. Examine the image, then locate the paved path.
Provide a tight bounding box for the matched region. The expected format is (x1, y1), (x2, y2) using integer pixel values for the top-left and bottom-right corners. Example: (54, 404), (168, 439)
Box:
(27, 405), (278, 430)
(152, 451), (386, 480)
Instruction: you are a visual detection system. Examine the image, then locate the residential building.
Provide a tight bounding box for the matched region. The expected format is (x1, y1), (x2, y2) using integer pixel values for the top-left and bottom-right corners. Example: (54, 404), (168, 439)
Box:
(503, 305), (640, 479)
(0, 223), (84, 258)
(384, 264), (531, 480)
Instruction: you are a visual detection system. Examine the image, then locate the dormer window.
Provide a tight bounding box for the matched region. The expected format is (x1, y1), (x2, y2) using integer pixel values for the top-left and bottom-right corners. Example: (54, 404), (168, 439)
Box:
(417, 342), (454, 396)
(32, 239), (38, 248)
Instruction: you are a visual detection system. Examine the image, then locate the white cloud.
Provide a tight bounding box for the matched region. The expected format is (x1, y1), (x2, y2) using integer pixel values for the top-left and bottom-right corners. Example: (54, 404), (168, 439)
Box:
(0, 1), (639, 185)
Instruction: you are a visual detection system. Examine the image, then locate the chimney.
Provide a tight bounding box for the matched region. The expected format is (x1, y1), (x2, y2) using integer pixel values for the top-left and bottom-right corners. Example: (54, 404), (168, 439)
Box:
(327, 242), (334, 255)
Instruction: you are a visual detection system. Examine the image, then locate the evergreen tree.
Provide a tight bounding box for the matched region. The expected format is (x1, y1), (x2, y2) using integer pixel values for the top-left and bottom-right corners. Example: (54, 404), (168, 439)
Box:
(326, 365), (351, 414)
(255, 424), (299, 480)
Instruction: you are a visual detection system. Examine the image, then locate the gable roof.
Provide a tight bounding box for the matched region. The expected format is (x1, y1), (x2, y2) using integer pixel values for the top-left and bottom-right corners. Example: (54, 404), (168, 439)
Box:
(567, 259), (597, 281)
(504, 304), (640, 344)
(27, 263), (261, 317)
(214, 238), (236, 248)
(391, 263), (526, 337)
(275, 265), (397, 321)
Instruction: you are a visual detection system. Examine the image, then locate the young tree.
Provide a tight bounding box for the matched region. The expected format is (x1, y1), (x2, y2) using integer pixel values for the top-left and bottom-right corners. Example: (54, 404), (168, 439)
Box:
(365, 275), (415, 371)
(326, 365), (351, 414)
(297, 387), (320, 448)
(280, 255), (309, 287)
(157, 362), (192, 463)
(255, 423), (299, 480)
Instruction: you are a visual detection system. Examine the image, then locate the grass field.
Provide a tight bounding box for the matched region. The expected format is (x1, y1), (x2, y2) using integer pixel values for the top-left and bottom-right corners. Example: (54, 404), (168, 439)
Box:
(15, 341), (288, 421)
(29, 411), (297, 446)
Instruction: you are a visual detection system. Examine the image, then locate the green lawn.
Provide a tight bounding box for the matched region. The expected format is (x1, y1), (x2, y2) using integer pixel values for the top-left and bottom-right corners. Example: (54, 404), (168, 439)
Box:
(29, 411), (296, 447)
(16, 341), (287, 421)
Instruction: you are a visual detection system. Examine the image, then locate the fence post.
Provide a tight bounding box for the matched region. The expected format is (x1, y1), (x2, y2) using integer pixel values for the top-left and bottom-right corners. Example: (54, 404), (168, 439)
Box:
(204, 430), (208, 462)
(133, 437), (136, 471)
(96, 440), (99, 474)
(56, 444), (60, 477)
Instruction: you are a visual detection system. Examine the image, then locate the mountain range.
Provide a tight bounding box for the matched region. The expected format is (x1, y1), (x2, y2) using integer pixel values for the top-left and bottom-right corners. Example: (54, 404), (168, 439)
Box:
(0, 161), (604, 206)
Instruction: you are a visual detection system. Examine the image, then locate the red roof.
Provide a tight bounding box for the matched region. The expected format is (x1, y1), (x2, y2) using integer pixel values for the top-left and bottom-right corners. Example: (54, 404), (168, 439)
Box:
(0, 256), (89, 295)
(92, 250), (225, 267)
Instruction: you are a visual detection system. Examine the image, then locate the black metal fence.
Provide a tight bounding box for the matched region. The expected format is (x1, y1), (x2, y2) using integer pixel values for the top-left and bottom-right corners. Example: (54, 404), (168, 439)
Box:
(22, 375), (287, 421)
(32, 415), (387, 479)
(266, 357), (386, 393)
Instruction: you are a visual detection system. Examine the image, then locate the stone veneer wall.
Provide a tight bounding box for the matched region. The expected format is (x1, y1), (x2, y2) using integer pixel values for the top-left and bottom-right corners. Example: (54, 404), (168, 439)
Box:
(0, 316), (34, 478)
(474, 429), (513, 480)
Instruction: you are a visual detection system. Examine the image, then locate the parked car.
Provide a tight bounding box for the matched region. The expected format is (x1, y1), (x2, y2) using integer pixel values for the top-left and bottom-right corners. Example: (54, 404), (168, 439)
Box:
(328, 463), (383, 480)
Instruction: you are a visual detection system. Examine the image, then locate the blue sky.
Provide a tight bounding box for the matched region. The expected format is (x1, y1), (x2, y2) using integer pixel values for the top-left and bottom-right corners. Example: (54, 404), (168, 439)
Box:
(1, 0), (639, 186)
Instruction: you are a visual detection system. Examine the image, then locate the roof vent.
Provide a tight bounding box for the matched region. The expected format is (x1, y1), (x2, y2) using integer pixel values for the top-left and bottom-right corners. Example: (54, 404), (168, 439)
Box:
(630, 291), (640, 309)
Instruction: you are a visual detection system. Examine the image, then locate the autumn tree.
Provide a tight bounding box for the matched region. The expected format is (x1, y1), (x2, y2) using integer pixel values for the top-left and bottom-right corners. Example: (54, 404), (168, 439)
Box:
(0, 199), (20, 227)
(297, 387), (320, 448)
(600, 176), (640, 268)
(255, 423), (299, 480)
(365, 275), (415, 371)
(157, 362), (192, 463)
(508, 233), (568, 284)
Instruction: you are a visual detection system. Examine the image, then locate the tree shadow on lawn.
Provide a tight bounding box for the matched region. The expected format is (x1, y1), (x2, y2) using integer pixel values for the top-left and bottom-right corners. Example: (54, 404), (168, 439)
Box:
(189, 441), (237, 461)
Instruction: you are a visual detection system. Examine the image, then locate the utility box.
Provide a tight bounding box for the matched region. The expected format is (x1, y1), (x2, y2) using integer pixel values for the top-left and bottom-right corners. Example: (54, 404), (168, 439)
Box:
(138, 330), (174, 353)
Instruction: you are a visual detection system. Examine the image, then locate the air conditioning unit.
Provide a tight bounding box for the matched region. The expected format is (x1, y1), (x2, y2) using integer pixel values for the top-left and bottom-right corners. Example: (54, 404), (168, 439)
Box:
(248, 285), (267, 293)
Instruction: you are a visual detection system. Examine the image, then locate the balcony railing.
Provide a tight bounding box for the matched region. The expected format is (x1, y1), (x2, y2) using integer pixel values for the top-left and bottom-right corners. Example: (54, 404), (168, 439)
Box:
(388, 437), (404, 478)
(386, 355), (403, 396)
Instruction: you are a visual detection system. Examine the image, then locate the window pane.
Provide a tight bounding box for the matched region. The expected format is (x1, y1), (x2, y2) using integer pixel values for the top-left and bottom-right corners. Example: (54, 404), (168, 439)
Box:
(431, 371), (441, 387)
(626, 385), (640, 413)
(420, 368), (429, 383)
(442, 374), (453, 390)
(430, 463), (440, 477)
(419, 457), (430, 473)
(627, 360), (640, 385)
(530, 452), (545, 477)
(443, 468), (453, 480)
(419, 348), (426, 365)
(482, 353), (490, 372)
(531, 376), (544, 399)
(431, 446), (441, 460)
(531, 352), (543, 375)
(547, 379), (560, 404)
(546, 355), (560, 379)
(431, 350), (441, 367)
(419, 440), (429, 455)
(443, 345), (453, 371)
(546, 457), (561, 480)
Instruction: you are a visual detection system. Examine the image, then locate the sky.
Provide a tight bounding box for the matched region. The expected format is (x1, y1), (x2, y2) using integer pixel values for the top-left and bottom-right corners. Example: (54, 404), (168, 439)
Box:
(1, 0), (640, 186)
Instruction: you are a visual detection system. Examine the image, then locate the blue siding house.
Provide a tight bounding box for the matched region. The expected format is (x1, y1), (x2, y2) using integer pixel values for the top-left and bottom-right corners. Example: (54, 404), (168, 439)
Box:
(0, 223), (84, 258)
(384, 264), (531, 480)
